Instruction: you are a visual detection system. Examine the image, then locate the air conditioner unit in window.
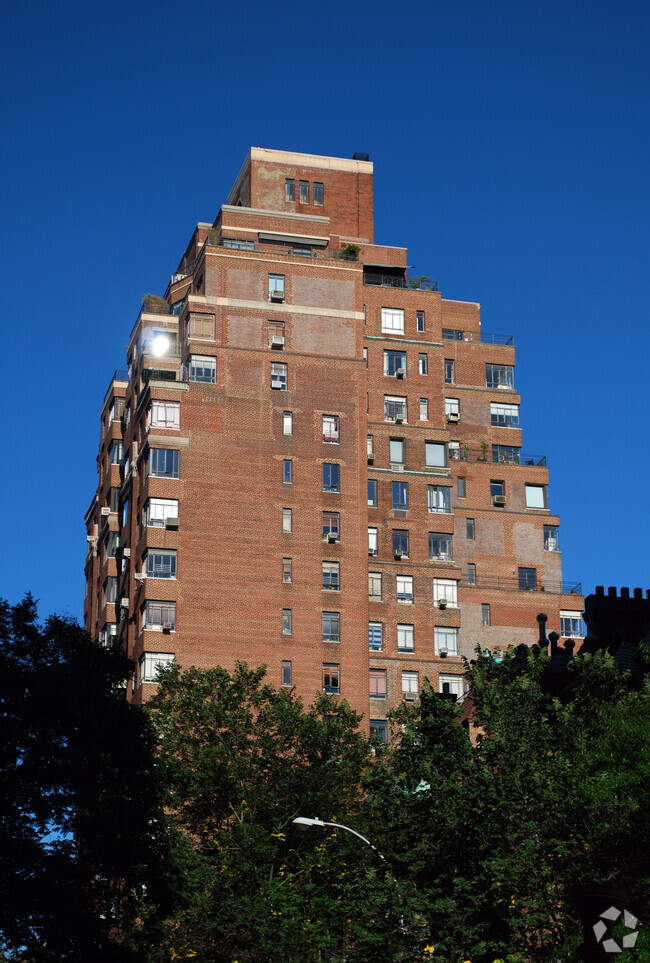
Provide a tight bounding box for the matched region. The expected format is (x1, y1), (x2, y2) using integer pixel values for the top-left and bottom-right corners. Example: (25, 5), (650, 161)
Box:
(134, 573), (146, 582)
(368, 548), (375, 556)
(492, 495), (507, 507)
(327, 532), (338, 543)
(120, 598), (129, 608)
(447, 411), (460, 422)
(395, 368), (405, 378)
(403, 691), (417, 701)
(391, 463), (404, 472)
(270, 336), (285, 348)
(101, 507), (111, 516)
(438, 599), (448, 610)
(395, 415), (404, 424)
(270, 291), (284, 302)
(162, 622), (172, 634)
(367, 453), (374, 463)
(438, 648), (449, 657)
(123, 548), (131, 558)
(271, 379), (284, 389)
(165, 517), (179, 529)
(394, 549), (404, 558)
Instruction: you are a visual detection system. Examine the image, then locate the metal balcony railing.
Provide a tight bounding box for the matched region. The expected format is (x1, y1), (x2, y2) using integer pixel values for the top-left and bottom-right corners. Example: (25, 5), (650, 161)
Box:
(449, 447), (546, 466)
(458, 575), (582, 594)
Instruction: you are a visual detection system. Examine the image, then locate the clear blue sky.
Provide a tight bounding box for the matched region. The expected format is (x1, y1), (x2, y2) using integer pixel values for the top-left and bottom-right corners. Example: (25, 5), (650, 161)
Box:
(2, 0), (648, 621)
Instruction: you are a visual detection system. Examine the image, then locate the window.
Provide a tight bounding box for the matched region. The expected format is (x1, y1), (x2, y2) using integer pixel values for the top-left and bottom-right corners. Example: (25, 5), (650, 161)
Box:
(397, 623), (414, 651)
(368, 527), (378, 556)
(299, 180), (309, 203)
(518, 567), (537, 590)
(425, 441), (447, 468)
(104, 577), (118, 605)
(428, 485), (451, 513)
(458, 476), (466, 498)
(544, 525), (560, 551)
(269, 274), (285, 300)
(323, 664), (340, 693)
(449, 441), (462, 461)
(435, 626), (459, 656)
(445, 397), (460, 420)
(221, 238), (254, 252)
(282, 609), (292, 634)
(367, 434), (374, 459)
(486, 363), (515, 389)
(402, 670), (419, 698)
(560, 611), (585, 638)
(282, 558), (292, 583)
(323, 415), (339, 443)
(491, 402), (520, 428)
(396, 575), (413, 603)
(526, 484), (548, 509)
(419, 353), (428, 375)
(381, 307), (405, 334)
(105, 532), (121, 559)
(466, 518), (475, 539)
(392, 530), (409, 557)
(363, 347), (368, 365)
(189, 356), (216, 383)
(369, 720), (387, 743)
(268, 320), (285, 346)
(282, 660), (292, 686)
(370, 669), (387, 699)
(144, 550), (177, 579)
(467, 562), (476, 586)
(416, 310), (425, 332)
(419, 398), (428, 421)
(99, 623), (118, 647)
(429, 533), (453, 561)
(444, 359), (455, 384)
(282, 508), (292, 532)
(122, 496), (129, 527)
(482, 603), (491, 626)
(283, 459), (292, 484)
(439, 674), (464, 701)
(323, 511), (339, 539)
(368, 573), (382, 600)
(322, 612), (340, 642)
(187, 312), (215, 340)
(109, 440), (124, 464)
(492, 445), (521, 464)
(490, 480), (505, 498)
(392, 481), (408, 510)
(368, 479), (377, 506)
(389, 438), (404, 464)
(147, 448), (179, 479)
(322, 562), (340, 591)
(442, 328), (464, 340)
(271, 362), (287, 389)
(149, 401), (180, 429)
(140, 652), (175, 684)
(313, 181), (324, 205)
(283, 411), (293, 435)
(323, 463), (340, 492)
(433, 578), (458, 608)
(384, 396), (407, 422)
(369, 621), (383, 650)
(143, 601), (176, 631)
(384, 350), (407, 376)
(109, 487), (120, 513)
(285, 178), (295, 201)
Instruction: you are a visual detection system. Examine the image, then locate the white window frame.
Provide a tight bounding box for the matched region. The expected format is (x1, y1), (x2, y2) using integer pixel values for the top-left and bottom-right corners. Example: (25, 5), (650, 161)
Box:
(271, 362), (287, 390)
(525, 484), (547, 509)
(368, 527), (378, 556)
(544, 525), (560, 551)
(189, 355), (216, 383)
(381, 307), (405, 335)
(419, 353), (428, 375)
(149, 400), (180, 430)
(397, 623), (414, 651)
(368, 572), (382, 599)
(435, 626), (459, 656)
(322, 561), (340, 591)
(140, 652), (175, 684)
(144, 549), (177, 580)
(369, 621), (383, 650)
(396, 575), (413, 603)
(428, 485), (451, 513)
(433, 578), (459, 608)
(282, 508), (292, 532)
(384, 395), (407, 422)
(143, 601), (176, 632)
(402, 670), (419, 695)
(384, 349), (406, 376)
(283, 410), (293, 435)
(419, 398), (428, 421)
(323, 415), (339, 443)
(389, 438), (404, 464)
(445, 397), (459, 418)
(560, 611), (585, 638)
(429, 533), (453, 561)
(490, 402), (520, 428)
(269, 274), (285, 298)
(438, 674), (464, 701)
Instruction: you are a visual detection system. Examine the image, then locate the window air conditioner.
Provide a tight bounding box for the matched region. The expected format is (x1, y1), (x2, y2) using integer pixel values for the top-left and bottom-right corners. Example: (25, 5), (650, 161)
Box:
(438, 599), (448, 610)
(271, 379), (284, 389)
(395, 415), (404, 424)
(134, 573), (146, 582)
(270, 336), (285, 348)
(101, 507), (111, 517)
(367, 453), (374, 463)
(123, 548), (131, 558)
(327, 532), (338, 543)
(270, 291), (284, 302)
(395, 368), (405, 378)
(368, 548), (375, 556)
(492, 495), (507, 507)
(165, 517), (179, 529)
(447, 412), (460, 422)
(394, 549), (404, 558)
(162, 623), (172, 634)
(438, 648), (449, 657)
(391, 463), (404, 472)
(404, 691), (417, 701)
(120, 598), (129, 608)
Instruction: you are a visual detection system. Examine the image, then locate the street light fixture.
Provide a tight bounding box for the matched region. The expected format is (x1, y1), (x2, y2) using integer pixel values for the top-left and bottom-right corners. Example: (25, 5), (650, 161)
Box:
(292, 816), (385, 861)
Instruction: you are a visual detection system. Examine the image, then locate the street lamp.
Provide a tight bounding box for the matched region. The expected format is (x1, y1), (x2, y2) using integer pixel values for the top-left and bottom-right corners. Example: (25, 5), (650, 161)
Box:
(292, 816), (385, 861)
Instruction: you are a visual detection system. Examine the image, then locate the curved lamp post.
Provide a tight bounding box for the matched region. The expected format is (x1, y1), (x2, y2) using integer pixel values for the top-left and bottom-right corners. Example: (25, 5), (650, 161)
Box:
(292, 816), (385, 861)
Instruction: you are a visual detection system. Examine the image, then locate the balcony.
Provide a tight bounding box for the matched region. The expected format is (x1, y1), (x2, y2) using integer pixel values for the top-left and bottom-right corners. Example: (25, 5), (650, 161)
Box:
(449, 446), (546, 466)
(363, 271), (440, 291)
(458, 575), (582, 594)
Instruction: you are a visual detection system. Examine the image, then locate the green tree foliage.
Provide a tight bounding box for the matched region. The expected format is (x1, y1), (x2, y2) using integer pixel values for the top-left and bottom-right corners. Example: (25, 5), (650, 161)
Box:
(0, 596), (168, 962)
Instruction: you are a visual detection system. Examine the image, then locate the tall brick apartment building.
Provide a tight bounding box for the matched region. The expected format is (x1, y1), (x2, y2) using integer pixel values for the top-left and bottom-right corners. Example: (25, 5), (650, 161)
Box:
(84, 147), (584, 735)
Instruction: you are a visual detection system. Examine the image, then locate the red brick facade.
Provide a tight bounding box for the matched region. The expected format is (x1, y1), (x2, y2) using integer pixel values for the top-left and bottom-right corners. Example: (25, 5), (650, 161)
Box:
(83, 148), (583, 731)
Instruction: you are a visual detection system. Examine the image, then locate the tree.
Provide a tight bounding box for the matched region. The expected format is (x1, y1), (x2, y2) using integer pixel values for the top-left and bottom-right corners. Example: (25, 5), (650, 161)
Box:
(0, 596), (168, 961)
